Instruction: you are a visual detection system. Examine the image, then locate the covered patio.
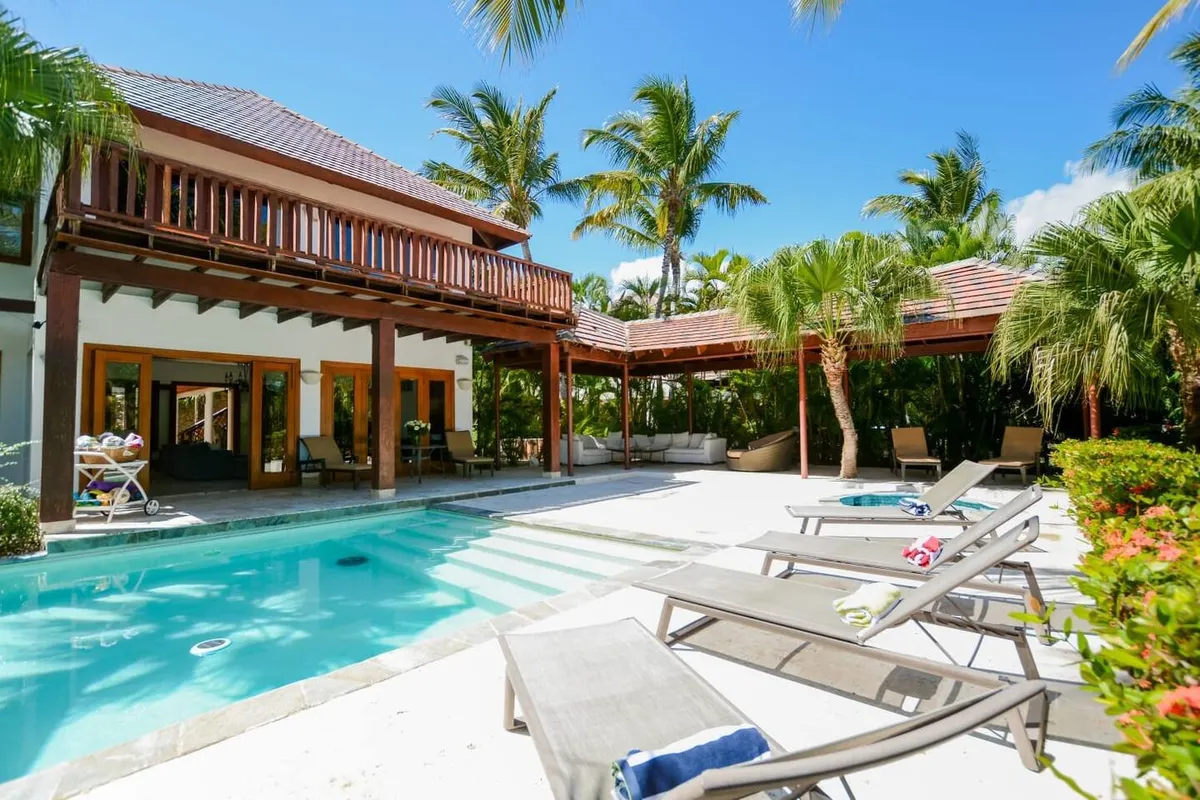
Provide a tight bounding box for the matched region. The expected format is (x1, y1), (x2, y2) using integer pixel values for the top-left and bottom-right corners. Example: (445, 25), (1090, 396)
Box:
(486, 259), (1041, 477)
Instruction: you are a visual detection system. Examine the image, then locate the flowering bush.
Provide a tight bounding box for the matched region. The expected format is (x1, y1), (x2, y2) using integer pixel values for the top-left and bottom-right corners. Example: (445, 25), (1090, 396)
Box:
(0, 483), (41, 558)
(1052, 439), (1200, 799)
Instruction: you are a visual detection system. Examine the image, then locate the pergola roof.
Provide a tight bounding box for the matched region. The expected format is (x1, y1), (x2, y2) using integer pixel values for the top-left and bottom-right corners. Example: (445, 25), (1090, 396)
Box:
(485, 258), (1034, 377)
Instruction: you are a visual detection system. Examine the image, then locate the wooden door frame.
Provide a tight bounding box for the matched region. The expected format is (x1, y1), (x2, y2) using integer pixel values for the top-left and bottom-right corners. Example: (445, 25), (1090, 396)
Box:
(86, 347), (154, 487)
(250, 359), (301, 489)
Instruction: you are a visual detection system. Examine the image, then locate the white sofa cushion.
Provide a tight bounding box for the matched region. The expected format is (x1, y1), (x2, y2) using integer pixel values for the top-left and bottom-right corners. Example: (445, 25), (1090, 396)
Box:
(662, 436), (727, 465)
(688, 432), (706, 448)
(605, 432), (623, 450)
(669, 432), (690, 448)
(633, 434), (651, 448)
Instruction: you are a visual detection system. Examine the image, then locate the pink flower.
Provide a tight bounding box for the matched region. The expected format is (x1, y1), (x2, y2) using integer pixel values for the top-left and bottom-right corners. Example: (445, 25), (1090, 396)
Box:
(1143, 505), (1172, 519)
(1129, 529), (1154, 548)
(1157, 543), (1184, 562)
(1157, 686), (1200, 718)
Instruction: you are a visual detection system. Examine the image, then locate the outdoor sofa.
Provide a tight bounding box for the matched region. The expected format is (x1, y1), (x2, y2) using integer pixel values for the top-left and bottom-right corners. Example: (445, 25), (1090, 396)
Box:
(601, 432), (727, 464)
(726, 430), (795, 472)
(559, 434), (614, 466)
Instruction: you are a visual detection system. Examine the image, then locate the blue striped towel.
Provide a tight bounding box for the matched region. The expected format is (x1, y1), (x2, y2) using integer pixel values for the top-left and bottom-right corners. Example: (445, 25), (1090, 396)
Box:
(899, 497), (932, 517)
(613, 725), (771, 800)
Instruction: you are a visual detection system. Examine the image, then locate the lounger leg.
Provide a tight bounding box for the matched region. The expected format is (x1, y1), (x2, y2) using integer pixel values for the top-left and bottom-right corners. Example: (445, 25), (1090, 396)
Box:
(1010, 561), (1051, 644)
(502, 673), (523, 731)
(1012, 635), (1048, 765)
(759, 552), (775, 576)
(655, 600), (676, 641)
(900, 464), (907, 482)
(1019, 466), (1027, 485)
(1004, 706), (1044, 772)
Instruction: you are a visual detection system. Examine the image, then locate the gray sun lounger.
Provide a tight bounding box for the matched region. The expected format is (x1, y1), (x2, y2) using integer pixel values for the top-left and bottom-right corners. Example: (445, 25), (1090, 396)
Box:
(500, 617), (1047, 799)
(785, 460), (997, 535)
(636, 517), (1048, 772)
(749, 486), (1047, 635)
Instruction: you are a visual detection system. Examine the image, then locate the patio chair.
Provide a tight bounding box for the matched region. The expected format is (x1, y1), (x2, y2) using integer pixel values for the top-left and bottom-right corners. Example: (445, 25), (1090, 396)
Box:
(890, 427), (942, 481)
(744, 485), (1047, 638)
(445, 430), (495, 479)
(785, 459), (996, 535)
(726, 430), (795, 472)
(299, 435), (371, 489)
(636, 516), (1048, 772)
(501, 618), (1047, 799)
(980, 427), (1044, 484)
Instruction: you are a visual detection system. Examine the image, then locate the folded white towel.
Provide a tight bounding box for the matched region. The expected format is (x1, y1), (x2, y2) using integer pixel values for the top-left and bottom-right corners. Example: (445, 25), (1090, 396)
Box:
(833, 583), (902, 628)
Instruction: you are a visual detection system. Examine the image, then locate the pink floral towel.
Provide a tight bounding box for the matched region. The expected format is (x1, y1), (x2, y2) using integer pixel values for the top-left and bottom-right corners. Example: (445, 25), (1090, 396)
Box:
(902, 535), (943, 569)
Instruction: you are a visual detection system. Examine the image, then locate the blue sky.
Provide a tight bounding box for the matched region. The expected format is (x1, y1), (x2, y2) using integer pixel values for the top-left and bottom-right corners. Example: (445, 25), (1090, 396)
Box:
(8, 0), (1184, 284)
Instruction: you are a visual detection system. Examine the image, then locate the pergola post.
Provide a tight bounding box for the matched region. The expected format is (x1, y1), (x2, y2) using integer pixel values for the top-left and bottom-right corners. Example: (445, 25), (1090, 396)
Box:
(41, 268), (81, 531)
(541, 343), (561, 477)
(798, 349), (809, 479)
(686, 371), (694, 435)
(369, 319), (395, 498)
(493, 361), (501, 469)
(565, 350), (574, 477)
(621, 363), (631, 470)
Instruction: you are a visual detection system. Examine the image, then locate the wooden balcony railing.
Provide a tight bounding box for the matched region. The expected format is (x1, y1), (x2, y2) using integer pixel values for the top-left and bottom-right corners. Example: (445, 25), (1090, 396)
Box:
(62, 148), (573, 316)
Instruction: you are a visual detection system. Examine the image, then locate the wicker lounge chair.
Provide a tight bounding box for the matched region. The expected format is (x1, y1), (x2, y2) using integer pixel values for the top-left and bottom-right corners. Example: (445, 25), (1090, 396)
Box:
(726, 431), (795, 472)
(299, 435), (371, 489)
(980, 427), (1044, 484)
(891, 427), (942, 481)
(785, 459), (996, 535)
(445, 430), (495, 478)
(500, 617), (1047, 799)
(637, 517), (1048, 772)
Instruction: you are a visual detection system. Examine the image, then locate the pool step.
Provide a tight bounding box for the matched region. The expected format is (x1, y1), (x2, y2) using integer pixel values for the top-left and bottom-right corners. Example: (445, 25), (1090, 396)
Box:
(488, 526), (667, 566)
(467, 537), (617, 580)
(426, 562), (550, 613)
(444, 548), (591, 594)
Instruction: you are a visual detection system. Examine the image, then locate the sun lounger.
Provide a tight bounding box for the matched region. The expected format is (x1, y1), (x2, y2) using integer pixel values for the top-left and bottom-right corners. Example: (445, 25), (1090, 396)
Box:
(500, 618), (1046, 799)
(299, 435), (372, 489)
(785, 459), (997, 534)
(747, 486), (1046, 635)
(445, 430), (496, 478)
(980, 427), (1044, 484)
(636, 518), (1048, 771)
(891, 426), (943, 481)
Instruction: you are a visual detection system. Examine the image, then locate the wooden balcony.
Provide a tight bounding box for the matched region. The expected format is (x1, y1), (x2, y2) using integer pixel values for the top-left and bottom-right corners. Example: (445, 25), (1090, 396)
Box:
(59, 148), (574, 320)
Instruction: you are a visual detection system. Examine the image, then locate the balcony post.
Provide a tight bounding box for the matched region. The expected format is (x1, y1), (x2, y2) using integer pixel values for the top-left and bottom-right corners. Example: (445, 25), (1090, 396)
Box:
(370, 319), (395, 497)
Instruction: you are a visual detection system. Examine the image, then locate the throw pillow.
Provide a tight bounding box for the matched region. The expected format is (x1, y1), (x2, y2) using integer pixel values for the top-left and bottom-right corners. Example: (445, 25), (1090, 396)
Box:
(671, 432), (690, 449)
(606, 432), (623, 450)
(689, 433), (706, 449)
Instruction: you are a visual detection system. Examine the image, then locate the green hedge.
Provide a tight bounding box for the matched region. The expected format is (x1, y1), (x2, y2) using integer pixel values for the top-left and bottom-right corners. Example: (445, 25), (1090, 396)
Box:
(0, 484), (41, 558)
(1052, 439), (1200, 799)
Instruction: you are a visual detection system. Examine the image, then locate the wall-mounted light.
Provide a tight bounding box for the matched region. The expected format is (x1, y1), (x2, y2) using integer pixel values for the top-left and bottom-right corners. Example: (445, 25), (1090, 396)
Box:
(300, 369), (323, 385)
(455, 354), (470, 366)
(456, 377), (472, 390)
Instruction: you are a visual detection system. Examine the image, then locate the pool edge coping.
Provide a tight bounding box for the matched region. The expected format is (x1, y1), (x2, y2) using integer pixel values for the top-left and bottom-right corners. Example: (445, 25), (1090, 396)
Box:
(0, 542), (718, 800)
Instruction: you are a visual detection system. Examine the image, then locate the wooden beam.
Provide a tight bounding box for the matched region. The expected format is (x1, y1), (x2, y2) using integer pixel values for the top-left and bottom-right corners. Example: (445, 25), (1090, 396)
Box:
(41, 269), (80, 526)
(0, 298), (35, 314)
(444, 333), (472, 344)
(239, 303), (266, 319)
(686, 371), (694, 435)
(311, 313), (338, 328)
(396, 325), (422, 338)
(100, 283), (121, 303)
(541, 343), (561, 476)
(493, 361), (502, 470)
(421, 330), (443, 341)
(343, 318), (370, 332)
(798, 349), (809, 479)
(277, 308), (306, 324)
(150, 289), (173, 309)
(55, 250), (561, 343)
(371, 319), (396, 494)
(565, 351), (574, 477)
(621, 363), (631, 470)
(197, 297), (221, 315)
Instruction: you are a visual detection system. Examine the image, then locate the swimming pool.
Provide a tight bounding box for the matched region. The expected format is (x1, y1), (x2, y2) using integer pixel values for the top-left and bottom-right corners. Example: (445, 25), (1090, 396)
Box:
(837, 493), (995, 512)
(0, 509), (657, 783)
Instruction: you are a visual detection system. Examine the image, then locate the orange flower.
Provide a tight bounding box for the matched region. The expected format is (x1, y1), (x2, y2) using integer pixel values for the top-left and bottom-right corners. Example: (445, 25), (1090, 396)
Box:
(1116, 502), (1133, 516)
(1157, 686), (1200, 718)
(1157, 543), (1185, 562)
(1093, 499), (1113, 513)
(1143, 505), (1172, 519)
(1129, 529), (1154, 548)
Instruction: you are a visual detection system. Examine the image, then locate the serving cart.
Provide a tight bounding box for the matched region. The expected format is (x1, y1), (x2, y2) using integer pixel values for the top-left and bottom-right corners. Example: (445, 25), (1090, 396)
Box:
(73, 450), (160, 523)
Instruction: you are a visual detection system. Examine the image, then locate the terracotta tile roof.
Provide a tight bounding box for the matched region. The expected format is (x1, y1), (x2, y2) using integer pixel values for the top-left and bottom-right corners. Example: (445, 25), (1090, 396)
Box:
(104, 66), (526, 239)
(565, 259), (1033, 352)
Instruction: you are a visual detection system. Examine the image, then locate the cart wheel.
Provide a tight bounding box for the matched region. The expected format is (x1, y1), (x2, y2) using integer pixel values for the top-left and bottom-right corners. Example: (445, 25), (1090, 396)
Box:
(144, 499), (160, 516)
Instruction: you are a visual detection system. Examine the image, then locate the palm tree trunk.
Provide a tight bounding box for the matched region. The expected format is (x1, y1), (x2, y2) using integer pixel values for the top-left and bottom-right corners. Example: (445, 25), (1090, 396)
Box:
(821, 341), (857, 479)
(655, 240), (671, 318)
(1087, 383), (1101, 439)
(670, 243), (682, 309)
(520, 240), (533, 262)
(1168, 329), (1200, 448)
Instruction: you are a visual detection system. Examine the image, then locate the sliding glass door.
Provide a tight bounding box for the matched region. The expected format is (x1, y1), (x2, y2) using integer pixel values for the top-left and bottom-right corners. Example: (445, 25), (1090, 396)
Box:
(250, 360), (299, 489)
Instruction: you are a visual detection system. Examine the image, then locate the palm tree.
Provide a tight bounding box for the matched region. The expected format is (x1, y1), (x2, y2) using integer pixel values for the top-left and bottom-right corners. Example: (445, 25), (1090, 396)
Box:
(1085, 32), (1200, 184)
(0, 11), (137, 203)
(865, 132), (1002, 228)
(570, 76), (767, 317)
(731, 233), (940, 477)
(572, 273), (612, 313)
(420, 83), (576, 262)
(990, 192), (1200, 443)
(684, 249), (749, 311)
(613, 275), (662, 321)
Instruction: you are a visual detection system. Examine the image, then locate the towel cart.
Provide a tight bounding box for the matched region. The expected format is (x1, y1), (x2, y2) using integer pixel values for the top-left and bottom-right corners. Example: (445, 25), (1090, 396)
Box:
(73, 450), (160, 524)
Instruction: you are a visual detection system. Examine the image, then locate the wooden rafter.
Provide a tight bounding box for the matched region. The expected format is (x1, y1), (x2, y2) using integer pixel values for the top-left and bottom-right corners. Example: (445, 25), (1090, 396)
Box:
(277, 308), (307, 324)
(150, 289), (173, 309)
(444, 333), (472, 344)
(397, 325), (422, 338)
(100, 283), (121, 303)
(343, 318), (370, 332)
(421, 330), (443, 341)
(239, 303), (266, 320)
(197, 297), (221, 315)
(311, 313), (337, 328)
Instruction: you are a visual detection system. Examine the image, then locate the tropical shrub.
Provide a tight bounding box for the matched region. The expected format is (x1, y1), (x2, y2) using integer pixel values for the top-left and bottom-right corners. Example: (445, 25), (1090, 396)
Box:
(1052, 439), (1200, 799)
(0, 483), (40, 558)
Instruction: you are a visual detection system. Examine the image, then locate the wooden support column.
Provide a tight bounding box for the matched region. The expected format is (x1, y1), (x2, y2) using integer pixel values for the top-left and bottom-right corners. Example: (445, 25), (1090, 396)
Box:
(621, 363), (631, 470)
(541, 343), (561, 476)
(41, 270), (81, 530)
(565, 351), (575, 477)
(686, 371), (694, 435)
(493, 361), (502, 469)
(370, 319), (396, 497)
(798, 350), (809, 479)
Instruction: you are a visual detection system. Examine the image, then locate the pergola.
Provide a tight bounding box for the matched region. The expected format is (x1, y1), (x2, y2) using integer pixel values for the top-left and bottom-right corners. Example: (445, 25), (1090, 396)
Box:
(484, 259), (1033, 477)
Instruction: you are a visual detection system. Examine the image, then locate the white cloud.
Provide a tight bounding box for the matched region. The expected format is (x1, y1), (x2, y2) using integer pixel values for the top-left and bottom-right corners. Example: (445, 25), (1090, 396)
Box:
(609, 256), (665, 294)
(1006, 162), (1131, 242)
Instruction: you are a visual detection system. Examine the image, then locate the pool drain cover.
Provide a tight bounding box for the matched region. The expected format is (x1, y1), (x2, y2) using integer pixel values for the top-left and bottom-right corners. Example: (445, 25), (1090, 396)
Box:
(190, 638), (232, 657)
(336, 555), (369, 567)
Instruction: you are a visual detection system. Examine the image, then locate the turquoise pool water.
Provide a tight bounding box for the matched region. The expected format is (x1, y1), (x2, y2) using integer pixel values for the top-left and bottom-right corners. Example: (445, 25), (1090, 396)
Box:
(0, 509), (648, 783)
(838, 493), (995, 511)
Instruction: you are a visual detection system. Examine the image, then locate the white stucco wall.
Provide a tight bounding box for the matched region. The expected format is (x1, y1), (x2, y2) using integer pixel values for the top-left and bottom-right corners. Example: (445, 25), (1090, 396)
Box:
(25, 285), (473, 487)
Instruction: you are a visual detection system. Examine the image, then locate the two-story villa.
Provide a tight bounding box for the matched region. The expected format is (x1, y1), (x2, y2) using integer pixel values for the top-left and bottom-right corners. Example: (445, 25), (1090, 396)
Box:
(0, 68), (573, 532)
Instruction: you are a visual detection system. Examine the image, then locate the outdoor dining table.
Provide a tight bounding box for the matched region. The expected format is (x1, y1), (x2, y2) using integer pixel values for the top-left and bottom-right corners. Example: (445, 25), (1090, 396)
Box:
(400, 444), (446, 484)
